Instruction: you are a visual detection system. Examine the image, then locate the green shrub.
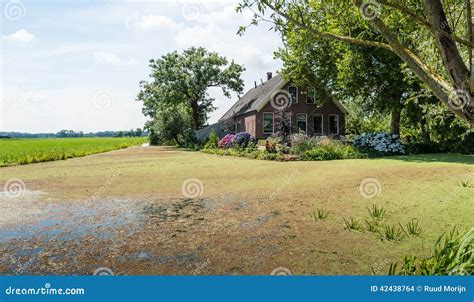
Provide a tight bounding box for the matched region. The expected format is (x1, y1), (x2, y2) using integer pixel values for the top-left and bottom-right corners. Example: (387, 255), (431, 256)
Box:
(301, 142), (363, 161)
(389, 228), (473, 275)
(289, 133), (317, 154)
(203, 131), (219, 149)
(262, 152), (282, 161)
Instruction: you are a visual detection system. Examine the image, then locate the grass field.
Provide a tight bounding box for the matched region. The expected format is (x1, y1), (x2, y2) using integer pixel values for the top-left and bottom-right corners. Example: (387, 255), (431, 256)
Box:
(0, 147), (472, 275)
(0, 137), (147, 166)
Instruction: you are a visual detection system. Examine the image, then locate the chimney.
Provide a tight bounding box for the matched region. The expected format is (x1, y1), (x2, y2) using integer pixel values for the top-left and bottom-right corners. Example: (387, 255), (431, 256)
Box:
(267, 72), (273, 81)
(254, 81), (257, 88)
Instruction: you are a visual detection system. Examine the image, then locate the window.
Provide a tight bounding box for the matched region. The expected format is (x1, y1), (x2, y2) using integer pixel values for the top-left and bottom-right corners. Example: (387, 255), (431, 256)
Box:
(313, 114), (323, 135)
(306, 88), (316, 104)
(297, 113), (307, 133)
(263, 112), (274, 134)
(329, 114), (339, 135)
(288, 86), (298, 103)
(235, 119), (242, 133)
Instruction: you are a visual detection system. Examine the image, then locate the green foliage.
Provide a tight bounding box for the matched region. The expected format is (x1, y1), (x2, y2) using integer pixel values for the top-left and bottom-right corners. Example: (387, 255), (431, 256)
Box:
(147, 106), (195, 147)
(380, 224), (405, 242)
(367, 205), (387, 220)
(345, 100), (391, 135)
(389, 228), (473, 275)
(203, 131), (219, 149)
(309, 209), (329, 221)
(405, 219), (422, 237)
(365, 219), (381, 233)
(343, 217), (364, 232)
(138, 47), (245, 131)
(405, 104), (473, 154)
(300, 140), (363, 161)
(0, 138), (146, 166)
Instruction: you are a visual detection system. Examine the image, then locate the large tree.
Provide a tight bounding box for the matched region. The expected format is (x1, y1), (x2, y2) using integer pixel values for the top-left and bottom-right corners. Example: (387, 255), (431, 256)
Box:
(138, 47), (245, 131)
(275, 28), (415, 136)
(237, 0), (474, 124)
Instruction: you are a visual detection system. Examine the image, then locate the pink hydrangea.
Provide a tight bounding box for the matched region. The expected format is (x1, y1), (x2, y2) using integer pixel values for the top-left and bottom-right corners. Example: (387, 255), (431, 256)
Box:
(218, 134), (235, 149)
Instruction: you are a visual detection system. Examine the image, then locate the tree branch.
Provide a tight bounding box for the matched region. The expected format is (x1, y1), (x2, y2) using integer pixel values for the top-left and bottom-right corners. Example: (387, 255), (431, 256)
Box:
(260, 0), (394, 51)
(378, 0), (474, 48)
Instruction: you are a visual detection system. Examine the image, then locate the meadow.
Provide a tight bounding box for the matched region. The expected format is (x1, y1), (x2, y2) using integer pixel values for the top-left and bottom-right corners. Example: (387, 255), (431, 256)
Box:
(0, 137), (147, 166)
(0, 147), (472, 275)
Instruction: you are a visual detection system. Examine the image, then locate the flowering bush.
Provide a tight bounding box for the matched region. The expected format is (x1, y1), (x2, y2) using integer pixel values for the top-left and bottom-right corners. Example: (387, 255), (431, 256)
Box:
(233, 132), (257, 149)
(289, 133), (318, 155)
(353, 132), (405, 155)
(218, 134), (235, 149)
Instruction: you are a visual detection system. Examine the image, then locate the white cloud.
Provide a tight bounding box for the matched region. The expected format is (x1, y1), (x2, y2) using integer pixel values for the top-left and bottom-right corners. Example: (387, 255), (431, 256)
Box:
(94, 51), (135, 66)
(3, 29), (36, 43)
(131, 15), (182, 31)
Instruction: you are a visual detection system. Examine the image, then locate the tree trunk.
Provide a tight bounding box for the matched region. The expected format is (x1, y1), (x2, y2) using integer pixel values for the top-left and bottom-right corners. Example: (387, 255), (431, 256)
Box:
(352, 0), (472, 123)
(390, 107), (401, 136)
(190, 100), (200, 131)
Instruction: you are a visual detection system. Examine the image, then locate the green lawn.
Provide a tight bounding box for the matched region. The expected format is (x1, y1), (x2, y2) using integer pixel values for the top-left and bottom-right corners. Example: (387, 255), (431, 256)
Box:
(0, 137), (147, 166)
(0, 148), (472, 275)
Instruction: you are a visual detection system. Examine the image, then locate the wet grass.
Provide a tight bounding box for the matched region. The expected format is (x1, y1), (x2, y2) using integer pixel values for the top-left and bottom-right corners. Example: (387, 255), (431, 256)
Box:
(0, 148), (472, 275)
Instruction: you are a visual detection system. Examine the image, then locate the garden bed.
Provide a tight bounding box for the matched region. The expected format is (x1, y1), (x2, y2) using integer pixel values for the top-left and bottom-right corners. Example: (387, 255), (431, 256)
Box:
(201, 132), (406, 162)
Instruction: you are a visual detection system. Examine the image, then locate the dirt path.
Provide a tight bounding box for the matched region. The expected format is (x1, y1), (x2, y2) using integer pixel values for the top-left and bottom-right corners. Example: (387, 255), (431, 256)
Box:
(0, 147), (472, 275)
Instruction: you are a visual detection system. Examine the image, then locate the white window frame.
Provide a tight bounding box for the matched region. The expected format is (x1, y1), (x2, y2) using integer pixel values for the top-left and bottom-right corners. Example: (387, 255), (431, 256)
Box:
(306, 88), (316, 104)
(297, 113), (307, 133)
(262, 112), (274, 134)
(328, 114), (340, 135)
(313, 114), (324, 135)
(288, 86), (298, 104)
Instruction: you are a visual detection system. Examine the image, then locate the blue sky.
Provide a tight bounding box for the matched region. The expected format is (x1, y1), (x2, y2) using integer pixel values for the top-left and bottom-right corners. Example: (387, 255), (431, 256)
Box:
(1, 0), (282, 133)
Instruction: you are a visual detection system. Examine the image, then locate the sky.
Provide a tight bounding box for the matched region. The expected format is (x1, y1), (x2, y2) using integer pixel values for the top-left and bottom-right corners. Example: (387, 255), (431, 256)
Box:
(0, 0), (283, 133)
